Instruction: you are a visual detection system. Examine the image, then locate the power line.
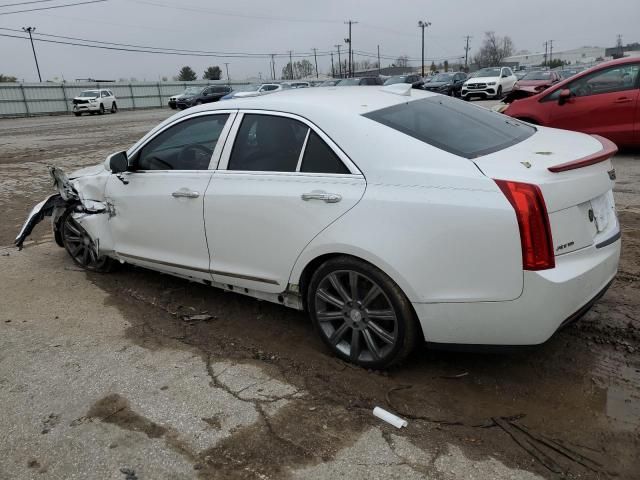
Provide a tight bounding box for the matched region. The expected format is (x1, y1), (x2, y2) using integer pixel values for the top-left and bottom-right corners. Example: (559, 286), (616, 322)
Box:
(0, 0), (107, 15)
(0, 0), (55, 8)
(0, 28), (334, 58)
(130, 0), (339, 24)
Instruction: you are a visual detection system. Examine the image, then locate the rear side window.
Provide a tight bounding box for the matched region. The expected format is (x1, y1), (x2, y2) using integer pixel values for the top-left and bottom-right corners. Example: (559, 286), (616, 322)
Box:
(363, 96), (535, 158)
(228, 114), (308, 172)
(301, 131), (349, 174)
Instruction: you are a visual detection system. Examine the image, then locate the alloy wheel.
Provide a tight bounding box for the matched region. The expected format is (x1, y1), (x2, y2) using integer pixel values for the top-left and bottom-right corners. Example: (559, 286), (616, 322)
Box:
(314, 270), (398, 363)
(62, 214), (108, 270)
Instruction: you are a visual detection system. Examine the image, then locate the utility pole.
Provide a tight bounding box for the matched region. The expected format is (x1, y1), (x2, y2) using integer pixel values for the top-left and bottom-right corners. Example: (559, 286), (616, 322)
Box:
(549, 40), (553, 65)
(464, 35), (472, 71)
(418, 20), (431, 77)
(616, 34), (623, 57)
(377, 45), (381, 75)
(22, 27), (42, 82)
(330, 52), (335, 78)
(543, 41), (548, 66)
(288, 50), (293, 79)
(344, 20), (358, 77)
(270, 54), (276, 80)
(334, 44), (343, 78)
(312, 48), (319, 79)
(224, 63), (230, 84)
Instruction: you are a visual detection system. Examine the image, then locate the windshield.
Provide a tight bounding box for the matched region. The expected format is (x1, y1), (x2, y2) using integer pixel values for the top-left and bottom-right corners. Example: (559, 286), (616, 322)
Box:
(522, 71), (552, 80)
(383, 76), (406, 85)
(337, 78), (361, 86)
(79, 90), (100, 97)
(363, 96), (535, 159)
(319, 80), (338, 86)
(183, 87), (201, 95)
(473, 68), (501, 78)
(433, 73), (455, 82)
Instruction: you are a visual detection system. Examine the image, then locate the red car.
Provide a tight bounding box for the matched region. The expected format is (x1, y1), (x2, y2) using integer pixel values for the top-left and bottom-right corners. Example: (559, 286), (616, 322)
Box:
(504, 70), (561, 102)
(502, 57), (640, 147)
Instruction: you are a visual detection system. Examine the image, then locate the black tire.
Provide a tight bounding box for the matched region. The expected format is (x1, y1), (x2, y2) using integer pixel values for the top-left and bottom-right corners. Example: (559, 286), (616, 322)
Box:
(74, 112), (81, 117)
(195, 100), (203, 105)
(495, 86), (503, 99)
(98, 104), (105, 115)
(307, 256), (419, 369)
(60, 208), (115, 273)
(110, 102), (117, 113)
(463, 96), (471, 101)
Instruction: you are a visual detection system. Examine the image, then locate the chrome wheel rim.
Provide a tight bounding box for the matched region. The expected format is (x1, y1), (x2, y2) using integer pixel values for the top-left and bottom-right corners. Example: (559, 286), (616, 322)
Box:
(315, 270), (398, 363)
(63, 215), (103, 268)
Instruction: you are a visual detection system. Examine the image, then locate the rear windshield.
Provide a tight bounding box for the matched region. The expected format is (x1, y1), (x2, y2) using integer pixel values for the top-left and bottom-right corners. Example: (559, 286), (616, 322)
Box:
(363, 96), (535, 158)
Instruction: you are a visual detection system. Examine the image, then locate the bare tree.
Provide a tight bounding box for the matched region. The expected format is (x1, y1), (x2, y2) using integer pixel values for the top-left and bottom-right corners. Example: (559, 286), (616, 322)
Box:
(473, 32), (515, 67)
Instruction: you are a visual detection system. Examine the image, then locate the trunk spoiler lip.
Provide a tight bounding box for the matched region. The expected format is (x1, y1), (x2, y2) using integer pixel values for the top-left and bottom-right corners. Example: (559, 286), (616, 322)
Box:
(547, 135), (618, 173)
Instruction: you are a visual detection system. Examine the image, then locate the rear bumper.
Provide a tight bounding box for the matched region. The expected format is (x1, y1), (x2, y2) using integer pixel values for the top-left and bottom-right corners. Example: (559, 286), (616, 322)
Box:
(413, 234), (620, 345)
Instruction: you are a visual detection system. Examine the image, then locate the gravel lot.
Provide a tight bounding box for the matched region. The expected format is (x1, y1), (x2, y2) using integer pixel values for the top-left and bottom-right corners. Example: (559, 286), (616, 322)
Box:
(0, 105), (638, 479)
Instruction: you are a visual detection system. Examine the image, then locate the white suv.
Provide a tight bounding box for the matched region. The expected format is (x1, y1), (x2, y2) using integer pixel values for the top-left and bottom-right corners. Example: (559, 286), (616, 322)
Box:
(72, 89), (117, 116)
(461, 67), (517, 100)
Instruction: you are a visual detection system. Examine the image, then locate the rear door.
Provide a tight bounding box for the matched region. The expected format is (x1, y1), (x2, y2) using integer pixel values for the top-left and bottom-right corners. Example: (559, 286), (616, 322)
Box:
(544, 62), (640, 145)
(204, 111), (366, 292)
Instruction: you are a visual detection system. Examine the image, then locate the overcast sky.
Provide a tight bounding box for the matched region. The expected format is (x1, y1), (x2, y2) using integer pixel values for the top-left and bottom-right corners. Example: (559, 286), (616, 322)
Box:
(1, 0), (638, 82)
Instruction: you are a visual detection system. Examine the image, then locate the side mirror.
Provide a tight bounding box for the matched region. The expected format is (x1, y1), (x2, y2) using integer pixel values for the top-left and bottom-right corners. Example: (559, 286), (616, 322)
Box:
(108, 151), (128, 173)
(558, 89), (572, 105)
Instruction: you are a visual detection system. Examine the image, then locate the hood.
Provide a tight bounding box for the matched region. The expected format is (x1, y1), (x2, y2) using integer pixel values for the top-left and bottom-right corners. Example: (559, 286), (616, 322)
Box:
(424, 81), (450, 88)
(233, 91), (262, 98)
(74, 96), (99, 100)
(516, 80), (551, 87)
(69, 163), (105, 179)
(465, 76), (498, 84)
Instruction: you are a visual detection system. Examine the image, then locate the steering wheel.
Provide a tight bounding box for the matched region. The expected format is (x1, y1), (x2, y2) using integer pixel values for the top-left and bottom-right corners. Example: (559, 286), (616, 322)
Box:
(177, 144), (213, 169)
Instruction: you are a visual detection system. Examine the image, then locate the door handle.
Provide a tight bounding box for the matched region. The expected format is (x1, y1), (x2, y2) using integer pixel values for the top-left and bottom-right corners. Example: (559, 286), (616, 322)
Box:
(301, 191), (342, 203)
(172, 190), (200, 198)
(613, 97), (632, 104)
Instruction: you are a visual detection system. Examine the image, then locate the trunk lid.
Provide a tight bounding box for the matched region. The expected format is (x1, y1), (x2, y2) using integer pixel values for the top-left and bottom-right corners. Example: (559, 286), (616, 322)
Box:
(473, 127), (618, 256)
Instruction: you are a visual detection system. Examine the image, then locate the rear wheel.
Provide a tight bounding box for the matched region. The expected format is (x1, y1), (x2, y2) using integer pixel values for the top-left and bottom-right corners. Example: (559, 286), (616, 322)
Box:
(308, 256), (419, 369)
(61, 209), (114, 272)
(110, 102), (117, 113)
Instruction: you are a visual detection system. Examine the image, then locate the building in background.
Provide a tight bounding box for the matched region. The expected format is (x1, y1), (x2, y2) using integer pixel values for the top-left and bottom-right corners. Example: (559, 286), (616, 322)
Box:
(502, 46), (607, 69)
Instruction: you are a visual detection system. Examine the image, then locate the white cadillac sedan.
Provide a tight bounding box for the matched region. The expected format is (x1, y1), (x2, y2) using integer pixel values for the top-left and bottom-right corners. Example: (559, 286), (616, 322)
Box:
(16, 85), (621, 368)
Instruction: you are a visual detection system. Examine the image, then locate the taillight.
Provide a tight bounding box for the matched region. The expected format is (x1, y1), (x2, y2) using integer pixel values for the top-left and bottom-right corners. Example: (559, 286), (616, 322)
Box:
(494, 179), (555, 270)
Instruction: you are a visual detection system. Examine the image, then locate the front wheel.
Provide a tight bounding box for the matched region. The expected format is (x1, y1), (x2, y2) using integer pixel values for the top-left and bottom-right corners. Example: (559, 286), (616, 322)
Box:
(495, 86), (503, 99)
(307, 256), (419, 369)
(73, 112), (81, 117)
(98, 104), (105, 115)
(61, 209), (114, 272)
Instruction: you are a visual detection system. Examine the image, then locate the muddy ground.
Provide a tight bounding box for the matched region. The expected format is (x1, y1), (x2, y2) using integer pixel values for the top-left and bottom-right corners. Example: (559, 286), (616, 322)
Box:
(0, 107), (638, 479)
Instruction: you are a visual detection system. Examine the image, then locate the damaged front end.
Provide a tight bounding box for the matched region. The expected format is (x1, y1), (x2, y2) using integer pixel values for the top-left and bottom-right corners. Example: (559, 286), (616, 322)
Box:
(15, 165), (112, 251)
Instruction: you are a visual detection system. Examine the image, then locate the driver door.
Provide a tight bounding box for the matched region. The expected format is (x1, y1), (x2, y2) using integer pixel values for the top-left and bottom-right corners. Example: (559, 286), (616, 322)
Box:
(105, 111), (235, 280)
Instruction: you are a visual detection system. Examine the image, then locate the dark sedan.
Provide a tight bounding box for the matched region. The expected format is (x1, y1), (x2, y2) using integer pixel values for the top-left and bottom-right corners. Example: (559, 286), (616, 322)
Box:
(336, 77), (384, 86)
(176, 85), (232, 109)
(422, 72), (468, 96)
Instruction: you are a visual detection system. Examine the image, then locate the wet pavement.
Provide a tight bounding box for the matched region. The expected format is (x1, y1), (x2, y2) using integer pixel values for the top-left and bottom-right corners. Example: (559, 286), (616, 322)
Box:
(0, 107), (638, 479)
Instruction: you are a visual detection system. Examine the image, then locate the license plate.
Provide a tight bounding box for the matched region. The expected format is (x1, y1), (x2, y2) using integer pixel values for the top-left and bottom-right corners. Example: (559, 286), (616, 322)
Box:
(590, 192), (614, 233)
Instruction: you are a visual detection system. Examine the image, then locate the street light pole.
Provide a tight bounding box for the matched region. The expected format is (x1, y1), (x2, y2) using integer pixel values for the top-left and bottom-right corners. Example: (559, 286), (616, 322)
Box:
(334, 44), (342, 78)
(22, 26), (42, 82)
(418, 20), (431, 78)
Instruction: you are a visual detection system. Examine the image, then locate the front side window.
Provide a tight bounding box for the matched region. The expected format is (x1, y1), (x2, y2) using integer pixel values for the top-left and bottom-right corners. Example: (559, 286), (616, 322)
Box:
(101, 91), (109, 97)
(136, 114), (229, 170)
(364, 96), (535, 159)
(568, 64), (639, 97)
